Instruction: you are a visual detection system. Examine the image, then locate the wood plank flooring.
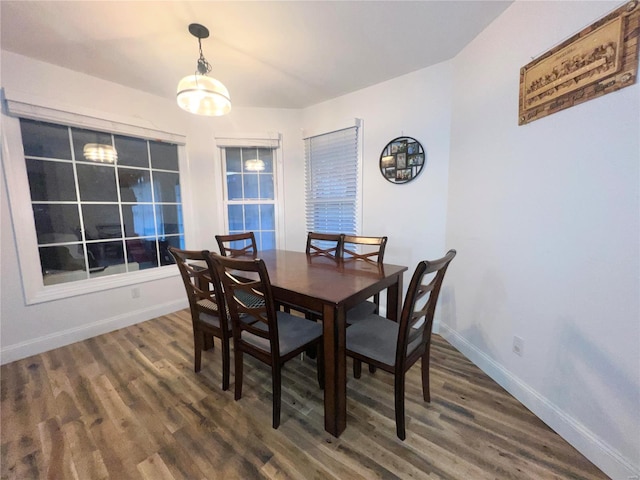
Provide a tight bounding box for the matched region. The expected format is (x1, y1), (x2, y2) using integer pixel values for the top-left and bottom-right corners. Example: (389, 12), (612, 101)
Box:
(1, 309), (608, 479)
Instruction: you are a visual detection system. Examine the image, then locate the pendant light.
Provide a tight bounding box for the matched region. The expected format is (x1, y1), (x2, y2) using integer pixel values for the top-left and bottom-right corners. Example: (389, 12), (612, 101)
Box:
(244, 159), (265, 171)
(177, 23), (231, 116)
(83, 143), (118, 163)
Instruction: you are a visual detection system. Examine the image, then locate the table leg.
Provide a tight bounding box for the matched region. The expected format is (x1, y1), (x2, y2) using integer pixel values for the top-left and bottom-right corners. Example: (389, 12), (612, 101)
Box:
(386, 273), (404, 321)
(322, 303), (346, 437)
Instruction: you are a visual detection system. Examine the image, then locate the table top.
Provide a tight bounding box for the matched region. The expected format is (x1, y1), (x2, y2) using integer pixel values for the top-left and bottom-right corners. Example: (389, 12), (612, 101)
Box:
(254, 249), (407, 308)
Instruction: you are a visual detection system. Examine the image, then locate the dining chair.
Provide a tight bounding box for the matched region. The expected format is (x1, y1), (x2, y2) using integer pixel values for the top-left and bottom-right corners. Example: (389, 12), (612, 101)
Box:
(207, 252), (325, 429)
(345, 249), (456, 440)
(169, 247), (234, 390)
(215, 232), (257, 258)
(342, 235), (388, 324)
(280, 231), (345, 320)
(306, 232), (344, 260)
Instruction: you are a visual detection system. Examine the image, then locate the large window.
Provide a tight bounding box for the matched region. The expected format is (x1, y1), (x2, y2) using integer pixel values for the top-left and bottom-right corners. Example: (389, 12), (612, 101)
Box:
(305, 125), (360, 235)
(222, 147), (276, 250)
(19, 118), (184, 286)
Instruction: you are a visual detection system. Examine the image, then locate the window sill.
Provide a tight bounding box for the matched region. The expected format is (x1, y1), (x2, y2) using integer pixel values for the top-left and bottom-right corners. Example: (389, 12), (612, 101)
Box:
(25, 265), (179, 305)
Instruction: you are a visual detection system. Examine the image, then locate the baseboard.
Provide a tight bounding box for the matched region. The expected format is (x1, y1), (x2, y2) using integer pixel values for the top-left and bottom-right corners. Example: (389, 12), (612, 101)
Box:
(436, 323), (638, 480)
(0, 299), (186, 365)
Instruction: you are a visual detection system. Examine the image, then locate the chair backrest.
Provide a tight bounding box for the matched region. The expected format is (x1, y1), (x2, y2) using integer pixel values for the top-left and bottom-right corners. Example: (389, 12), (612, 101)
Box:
(169, 247), (225, 324)
(207, 253), (281, 359)
(395, 250), (457, 368)
(342, 235), (387, 264)
(306, 232), (344, 260)
(215, 232), (257, 258)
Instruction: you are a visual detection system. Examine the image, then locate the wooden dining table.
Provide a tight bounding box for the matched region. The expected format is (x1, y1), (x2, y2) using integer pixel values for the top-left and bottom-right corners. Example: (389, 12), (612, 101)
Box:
(255, 249), (408, 437)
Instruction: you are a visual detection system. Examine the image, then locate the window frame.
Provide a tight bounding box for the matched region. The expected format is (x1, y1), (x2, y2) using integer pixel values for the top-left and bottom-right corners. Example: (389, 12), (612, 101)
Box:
(2, 97), (188, 305)
(215, 133), (284, 250)
(304, 119), (363, 236)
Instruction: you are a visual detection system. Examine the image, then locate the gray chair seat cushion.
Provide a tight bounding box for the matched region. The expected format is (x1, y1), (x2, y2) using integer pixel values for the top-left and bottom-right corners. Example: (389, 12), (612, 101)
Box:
(199, 311), (223, 329)
(346, 314), (421, 366)
(346, 300), (377, 324)
(241, 311), (322, 356)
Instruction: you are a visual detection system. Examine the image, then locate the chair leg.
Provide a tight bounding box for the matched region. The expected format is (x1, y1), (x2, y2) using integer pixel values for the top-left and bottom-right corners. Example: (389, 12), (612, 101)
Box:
(204, 333), (215, 350)
(353, 358), (362, 379)
(421, 353), (431, 402)
(395, 373), (406, 440)
(234, 349), (243, 401)
(316, 342), (324, 390)
(272, 364), (282, 429)
(221, 337), (230, 391)
(193, 330), (203, 373)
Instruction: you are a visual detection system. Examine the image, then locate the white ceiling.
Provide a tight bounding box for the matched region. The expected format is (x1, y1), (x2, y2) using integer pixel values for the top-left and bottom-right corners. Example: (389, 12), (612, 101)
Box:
(0, 1), (512, 109)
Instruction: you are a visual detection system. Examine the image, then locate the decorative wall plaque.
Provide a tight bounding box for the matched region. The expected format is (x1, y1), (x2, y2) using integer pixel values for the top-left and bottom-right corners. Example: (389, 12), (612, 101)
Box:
(519, 1), (639, 125)
(379, 136), (425, 184)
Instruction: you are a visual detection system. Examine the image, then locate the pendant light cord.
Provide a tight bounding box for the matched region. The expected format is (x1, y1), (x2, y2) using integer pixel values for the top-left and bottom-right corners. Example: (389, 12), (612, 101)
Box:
(196, 38), (212, 75)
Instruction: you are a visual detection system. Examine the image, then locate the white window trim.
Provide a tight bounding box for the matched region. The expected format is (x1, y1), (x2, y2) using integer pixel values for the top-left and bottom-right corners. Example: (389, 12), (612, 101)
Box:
(1, 96), (188, 305)
(215, 133), (285, 249)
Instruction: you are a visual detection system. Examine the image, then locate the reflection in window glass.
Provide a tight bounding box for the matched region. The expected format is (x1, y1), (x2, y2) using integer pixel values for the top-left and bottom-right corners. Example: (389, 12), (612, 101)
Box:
(26, 159), (76, 202)
(124, 204), (156, 237)
(77, 164), (118, 202)
(39, 245), (87, 283)
(126, 238), (158, 269)
(150, 141), (179, 170)
(82, 204), (122, 240)
(115, 135), (148, 168)
(153, 171), (180, 203)
(227, 173), (243, 200)
(228, 204), (244, 230)
(20, 120), (71, 159)
(243, 174), (259, 199)
(259, 175), (274, 200)
(223, 146), (277, 251)
(33, 204), (81, 244)
(119, 168), (152, 202)
(244, 205), (260, 230)
(158, 204), (183, 235)
(19, 118), (184, 286)
(71, 127), (113, 164)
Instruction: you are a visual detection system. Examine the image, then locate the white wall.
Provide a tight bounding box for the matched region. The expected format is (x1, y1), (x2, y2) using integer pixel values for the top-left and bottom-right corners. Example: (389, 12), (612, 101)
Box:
(0, 52), (304, 363)
(301, 61), (453, 271)
(2, 1), (638, 477)
(444, 1), (639, 479)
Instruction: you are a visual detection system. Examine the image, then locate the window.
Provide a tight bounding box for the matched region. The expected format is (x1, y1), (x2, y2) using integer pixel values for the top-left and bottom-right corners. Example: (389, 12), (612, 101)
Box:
(19, 118), (184, 286)
(305, 125), (360, 235)
(222, 147), (277, 250)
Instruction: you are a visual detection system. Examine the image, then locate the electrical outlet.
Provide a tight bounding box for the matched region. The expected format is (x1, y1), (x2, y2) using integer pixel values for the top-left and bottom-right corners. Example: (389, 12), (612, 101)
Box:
(513, 336), (524, 356)
(131, 287), (140, 299)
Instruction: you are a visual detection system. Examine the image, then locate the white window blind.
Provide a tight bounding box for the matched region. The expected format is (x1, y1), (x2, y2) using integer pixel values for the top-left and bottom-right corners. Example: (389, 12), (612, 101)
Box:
(305, 126), (359, 234)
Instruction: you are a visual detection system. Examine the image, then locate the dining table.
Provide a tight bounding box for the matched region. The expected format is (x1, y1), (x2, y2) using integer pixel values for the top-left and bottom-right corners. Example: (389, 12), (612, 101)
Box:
(254, 249), (408, 437)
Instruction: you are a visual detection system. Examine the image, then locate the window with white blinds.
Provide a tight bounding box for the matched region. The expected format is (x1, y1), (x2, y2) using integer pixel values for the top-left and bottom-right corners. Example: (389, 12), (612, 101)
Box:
(305, 126), (359, 235)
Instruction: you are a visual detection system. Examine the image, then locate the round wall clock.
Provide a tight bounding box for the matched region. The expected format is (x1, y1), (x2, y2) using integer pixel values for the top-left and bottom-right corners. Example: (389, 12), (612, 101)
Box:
(379, 136), (426, 184)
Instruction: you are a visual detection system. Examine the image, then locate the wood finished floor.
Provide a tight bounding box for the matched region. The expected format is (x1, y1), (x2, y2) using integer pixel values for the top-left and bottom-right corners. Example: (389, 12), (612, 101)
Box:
(1, 309), (608, 480)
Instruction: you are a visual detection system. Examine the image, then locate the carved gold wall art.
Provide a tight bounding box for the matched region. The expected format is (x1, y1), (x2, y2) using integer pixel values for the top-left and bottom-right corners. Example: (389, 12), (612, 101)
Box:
(519, 1), (639, 125)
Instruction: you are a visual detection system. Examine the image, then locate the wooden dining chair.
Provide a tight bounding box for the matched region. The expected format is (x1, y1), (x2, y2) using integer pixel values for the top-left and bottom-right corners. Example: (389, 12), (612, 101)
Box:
(169, 247), (234, 390)
(306, 232), (344, 260)
(207, 252), (325, 429)
(345, 249), (456, 440)
(215, 232), (257, 258)
(342, 235), (388, 324)
(280, 231), (345, 320)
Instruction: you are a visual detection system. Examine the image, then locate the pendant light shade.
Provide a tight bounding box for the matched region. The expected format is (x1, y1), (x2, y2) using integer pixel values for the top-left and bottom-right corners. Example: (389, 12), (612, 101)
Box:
(244, 159), (265, 171)
(177, 75), (231, 116)
(177, 23), (231, 116)
(83, 143), (118, 163)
